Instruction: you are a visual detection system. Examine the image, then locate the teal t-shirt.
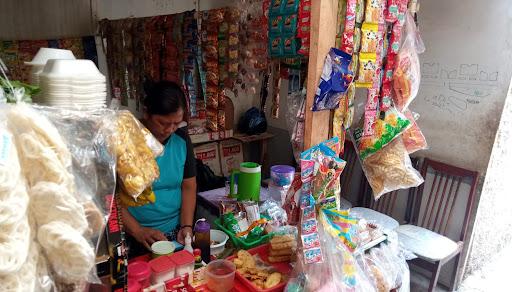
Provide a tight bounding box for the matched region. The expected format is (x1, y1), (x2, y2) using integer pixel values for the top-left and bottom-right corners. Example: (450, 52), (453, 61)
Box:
(128, 129), (196, 233)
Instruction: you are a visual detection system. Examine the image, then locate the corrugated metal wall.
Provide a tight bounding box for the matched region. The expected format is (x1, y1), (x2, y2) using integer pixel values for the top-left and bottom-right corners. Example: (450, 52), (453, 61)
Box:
(0, 0), (96, 40)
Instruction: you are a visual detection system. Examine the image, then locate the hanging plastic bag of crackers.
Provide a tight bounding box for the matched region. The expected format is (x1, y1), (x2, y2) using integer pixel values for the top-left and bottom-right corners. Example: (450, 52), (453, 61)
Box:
(393, 12), (425, 112)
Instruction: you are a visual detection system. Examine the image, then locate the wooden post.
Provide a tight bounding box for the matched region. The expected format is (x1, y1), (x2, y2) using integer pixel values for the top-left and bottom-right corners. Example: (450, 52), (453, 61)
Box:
(304, 0), (339, 149)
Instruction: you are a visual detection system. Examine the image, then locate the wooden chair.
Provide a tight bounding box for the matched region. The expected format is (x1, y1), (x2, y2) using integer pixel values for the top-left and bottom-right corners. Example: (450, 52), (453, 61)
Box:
(368, 190), (400, 217)
(397, 158), (479, 292)
(352, 157), (420, 231)
(340, 140), (358, 195)
(353, 181), (401, 232)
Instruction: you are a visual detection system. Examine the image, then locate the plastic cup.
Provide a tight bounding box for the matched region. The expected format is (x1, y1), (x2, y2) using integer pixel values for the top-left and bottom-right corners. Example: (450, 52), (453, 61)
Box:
(270, 165), (295, 187)
(204, 259), (236, 292)
(151, 241), (175, 258)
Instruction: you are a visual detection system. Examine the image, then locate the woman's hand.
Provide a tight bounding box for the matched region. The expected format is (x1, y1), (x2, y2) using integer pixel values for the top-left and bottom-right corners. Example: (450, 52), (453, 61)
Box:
(177, 226), (193, 245)
(133, 226), (167, 250)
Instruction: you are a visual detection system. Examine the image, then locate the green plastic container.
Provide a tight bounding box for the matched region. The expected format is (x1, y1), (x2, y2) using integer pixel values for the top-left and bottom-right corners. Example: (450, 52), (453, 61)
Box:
(214, 218), (272, 250)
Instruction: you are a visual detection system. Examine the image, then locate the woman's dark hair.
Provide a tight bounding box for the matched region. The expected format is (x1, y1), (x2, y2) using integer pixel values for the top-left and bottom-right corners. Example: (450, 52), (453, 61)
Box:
(143, 80), (187, 116)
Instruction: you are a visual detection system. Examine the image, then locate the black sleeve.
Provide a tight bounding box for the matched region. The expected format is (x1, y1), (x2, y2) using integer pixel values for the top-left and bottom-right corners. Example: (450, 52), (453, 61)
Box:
(176, 128), (197, 179)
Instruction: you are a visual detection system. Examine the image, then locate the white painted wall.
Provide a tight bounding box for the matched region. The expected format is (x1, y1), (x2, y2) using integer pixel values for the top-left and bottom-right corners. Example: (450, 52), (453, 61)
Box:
(466, 79), (512, 276)
(410, 0), (512, 173)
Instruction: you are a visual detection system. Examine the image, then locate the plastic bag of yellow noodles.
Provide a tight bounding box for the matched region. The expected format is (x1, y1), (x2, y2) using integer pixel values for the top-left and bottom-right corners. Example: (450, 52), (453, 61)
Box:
(112, 111), (162, 200)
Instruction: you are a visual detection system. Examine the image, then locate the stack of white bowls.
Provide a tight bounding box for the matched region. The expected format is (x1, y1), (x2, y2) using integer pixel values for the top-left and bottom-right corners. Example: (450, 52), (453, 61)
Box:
(39, 59), (107, 110)
(24, 48), (76, 86)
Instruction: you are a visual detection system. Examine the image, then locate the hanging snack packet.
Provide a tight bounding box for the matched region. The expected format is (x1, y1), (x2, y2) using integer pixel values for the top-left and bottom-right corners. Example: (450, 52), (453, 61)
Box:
(343, 83), (356, 129)
(269, 35), (284, 57)
(353, 105), (411, 160)
(269, 15), (283, 35)
(382, 56), (396, 84)
(393, 12), (425, 111)
(365, 0), (385, 23)
(386, 0), (409, 24)
(282, 14), (298, 34)
(283, 35), (298, 56)
(340, 0), (357, 54)
(349, 53), (359, 78)
(360, 22), (380, 53)
(362, 86), (380, 137)
(320, 208), (358, 251)
(379, 82), (393, 111)
(312, 48), (354, 111)
(113, 111), (160, 198)
(353, 27), (362, 54)
(300, 137), (346, 209)
(298, 36), (310, 56)
(402, 110), (427, 154)
(270, 0), (283, 15)
(298, 0), (311, 38)
(361, 137), (423, 200)
(355, 0), (365, 23)
(332, 97), (347, 145)
(282, 0), (300, 14)
(356, 52), (377, 87)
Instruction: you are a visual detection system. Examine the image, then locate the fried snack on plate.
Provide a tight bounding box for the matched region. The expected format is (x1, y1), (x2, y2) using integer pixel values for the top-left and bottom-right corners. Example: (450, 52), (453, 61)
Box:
(269, 248), (293, 257)
(233, 258), (244, 268)
(264, 272), (282, 289)
(237, 250), (255, 268)
(268, 255), (292, 263)
(270, 234), (295, 245)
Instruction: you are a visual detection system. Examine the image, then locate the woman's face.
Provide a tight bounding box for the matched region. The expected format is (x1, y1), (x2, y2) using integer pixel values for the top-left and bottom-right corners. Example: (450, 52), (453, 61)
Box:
(144, 109), (184, 143)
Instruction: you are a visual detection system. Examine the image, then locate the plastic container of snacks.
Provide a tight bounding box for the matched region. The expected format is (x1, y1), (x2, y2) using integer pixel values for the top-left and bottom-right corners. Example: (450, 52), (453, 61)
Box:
(210, 229), (229, 256)
(270, 165), (295, 187)
(149, 255), (176, 285)
(128, 261), (151, 289)
(170, 250), (195, 284)
(214, 218), (273, 249)
(204, 259), (236, 292)
(127, 280), (141, 292)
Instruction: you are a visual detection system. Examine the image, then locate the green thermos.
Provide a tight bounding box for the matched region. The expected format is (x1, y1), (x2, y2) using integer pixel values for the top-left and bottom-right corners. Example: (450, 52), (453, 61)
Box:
(230, 162), (261, 201)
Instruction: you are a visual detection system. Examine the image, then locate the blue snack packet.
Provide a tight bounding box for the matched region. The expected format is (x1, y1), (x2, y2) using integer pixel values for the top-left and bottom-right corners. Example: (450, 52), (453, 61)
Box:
(312, 48), (354, 111)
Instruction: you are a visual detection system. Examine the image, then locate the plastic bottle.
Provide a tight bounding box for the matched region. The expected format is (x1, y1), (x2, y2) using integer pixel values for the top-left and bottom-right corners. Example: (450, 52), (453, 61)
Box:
(194, 219), (211, 263)
(184, 234), (193, 254)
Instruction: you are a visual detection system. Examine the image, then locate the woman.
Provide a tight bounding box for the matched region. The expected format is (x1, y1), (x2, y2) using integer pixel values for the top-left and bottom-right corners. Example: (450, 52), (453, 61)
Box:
(122, 81), (196, 256)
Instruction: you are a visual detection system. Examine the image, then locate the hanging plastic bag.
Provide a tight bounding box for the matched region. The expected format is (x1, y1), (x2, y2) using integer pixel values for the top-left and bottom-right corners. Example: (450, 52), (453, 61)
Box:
(5, 104), (120, 289)
(393, 12), (425, 112)
(300, 137), (346, 210)
(402, 110), (427, 154)
(353, 105), (411, 160)
(319, 208), (358, 251)
(286, 90), (306, 164)
(298, 215), (376, 292)
(111, 111), (161, 199)
(360, 137), (423, 200)
(312, 48), (354, 111)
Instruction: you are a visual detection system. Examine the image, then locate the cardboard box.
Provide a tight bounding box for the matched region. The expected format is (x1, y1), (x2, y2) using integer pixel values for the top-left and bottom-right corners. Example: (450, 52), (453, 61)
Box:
(193, 142), (222, 176)
(189, 129), (234, 144)
(219, 139), (244, 176)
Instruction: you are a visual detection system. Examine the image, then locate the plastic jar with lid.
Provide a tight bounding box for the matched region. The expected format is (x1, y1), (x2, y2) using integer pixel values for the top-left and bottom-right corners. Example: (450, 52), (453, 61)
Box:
(170, 250), (195, 284)
(128, 261), (151, 289)
(149, 255), (176, 285)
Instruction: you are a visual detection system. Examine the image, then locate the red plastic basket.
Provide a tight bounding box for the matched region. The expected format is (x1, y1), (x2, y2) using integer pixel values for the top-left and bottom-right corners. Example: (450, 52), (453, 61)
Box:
(227, 244), (292, 292)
